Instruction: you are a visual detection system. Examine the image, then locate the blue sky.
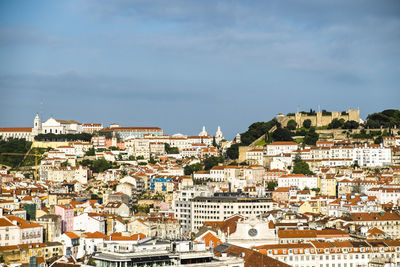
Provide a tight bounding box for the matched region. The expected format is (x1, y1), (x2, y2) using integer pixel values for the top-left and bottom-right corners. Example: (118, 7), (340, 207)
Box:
(0, 0), (399, 139)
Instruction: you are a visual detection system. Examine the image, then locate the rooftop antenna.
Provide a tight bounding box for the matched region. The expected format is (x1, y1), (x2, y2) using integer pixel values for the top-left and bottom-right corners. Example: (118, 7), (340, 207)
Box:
(297, 105), (300, 113)
(318, 104), (320, 112)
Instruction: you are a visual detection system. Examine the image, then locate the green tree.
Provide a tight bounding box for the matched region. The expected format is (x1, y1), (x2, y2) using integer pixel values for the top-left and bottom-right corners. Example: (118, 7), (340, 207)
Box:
(35, 133), (92, 142)
(82, 158), (113, 173)
(272, 128), (293, 141)
(212, 136), (218, 147)
(240, 120), (277, 145)
(226, 143), (240, 160)
(303, 119), (312, 129)
(204, 156), (223, 170)
(303, 128), (319, 146)
(91, 194), (100, 200)
(286, 120), (297, 130)
(0, 138), (33, 168)
(366, 109), (400, 128)
(293, 161), (313, 175)
(165, 143), (179, 154)
(328, 118), (345, 129)
(374, 135), (383, 144)
(184, 163), (203, 175)
(149, 156), (157, 164)
(61, 161), (69, 167)
(267, 182), (277, 190)
(85, 147), (95, 156)
(343, 120), (359, 129)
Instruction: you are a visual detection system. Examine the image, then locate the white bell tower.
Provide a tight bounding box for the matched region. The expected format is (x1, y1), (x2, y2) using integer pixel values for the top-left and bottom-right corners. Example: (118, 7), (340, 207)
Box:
(33, 113), (42, 136)
(215, 125), (224, 144)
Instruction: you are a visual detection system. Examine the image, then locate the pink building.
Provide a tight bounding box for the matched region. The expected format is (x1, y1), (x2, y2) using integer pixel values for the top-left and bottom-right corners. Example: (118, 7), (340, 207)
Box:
(54, 205), (74, 233)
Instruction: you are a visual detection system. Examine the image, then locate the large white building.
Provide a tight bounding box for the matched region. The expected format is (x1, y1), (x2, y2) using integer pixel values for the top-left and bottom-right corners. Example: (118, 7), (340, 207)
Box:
(41, 118), (83, 134)
(73, 213), (106, 233)
(266, 141), (299, 156)
(191, 192), (275, 232)
(172, 186), (213, 235)
(0, 114), (84, 141)
(0, 127), (33, 141)
(0, 216), (43, 246)
(302, 144), (392, 167)
(277, 174), (319, 190)
(254, 240), (400, 267)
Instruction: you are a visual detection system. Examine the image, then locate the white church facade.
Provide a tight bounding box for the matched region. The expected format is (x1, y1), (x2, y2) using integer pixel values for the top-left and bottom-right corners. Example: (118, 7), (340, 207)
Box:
(0, 114), (83, 141)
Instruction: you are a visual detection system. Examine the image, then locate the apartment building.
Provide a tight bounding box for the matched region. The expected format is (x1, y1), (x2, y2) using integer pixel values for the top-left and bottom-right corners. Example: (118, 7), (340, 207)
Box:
(349, 212), (400, 238)
(172, 186), (212, 234)
(191, 192), (275, 232)
(0, 216), (43, 246)
(254, 240), (400, 267)
(277, 174), (319, 190)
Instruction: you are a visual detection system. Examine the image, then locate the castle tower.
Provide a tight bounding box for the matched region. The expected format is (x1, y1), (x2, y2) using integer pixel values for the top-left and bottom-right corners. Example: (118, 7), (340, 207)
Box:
(33, 114), (41, 136)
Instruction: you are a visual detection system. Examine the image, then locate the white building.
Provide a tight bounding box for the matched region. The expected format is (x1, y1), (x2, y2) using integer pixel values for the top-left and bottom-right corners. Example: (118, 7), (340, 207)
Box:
(246, 149), (264, 166)
(0, 127), (34, 141)
(277, 174), (319, 190)
(73, 213), (106, 234)
(255, 240), (400, 267)
(353, 144), (392, 167)
(191, 192), (275, 232)
(82, 123), (103, 134)
(172, 186), (213, 234)
(40, 166), (89, 184)
(41, 117), (83, 134)
(266, 141), (299, 156)
(367, 187), (400, 204)
(0, 216), (43, 246)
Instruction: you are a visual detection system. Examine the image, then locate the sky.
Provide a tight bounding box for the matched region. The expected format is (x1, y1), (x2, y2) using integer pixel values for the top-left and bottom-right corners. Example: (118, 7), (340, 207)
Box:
(0, 0), (399, 139)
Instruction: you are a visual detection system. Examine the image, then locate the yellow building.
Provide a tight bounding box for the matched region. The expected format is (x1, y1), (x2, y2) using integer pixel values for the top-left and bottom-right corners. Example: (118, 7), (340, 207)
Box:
(0, 242), (62, 264)
(299, 200), (320, 214)
(320, 178), (337, 197)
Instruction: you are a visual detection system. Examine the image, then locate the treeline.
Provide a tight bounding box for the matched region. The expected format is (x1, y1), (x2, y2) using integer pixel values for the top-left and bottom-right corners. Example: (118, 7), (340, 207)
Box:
(366, 109), (400, 128)
(35, 133), (93, 142)
(80, 158), (117, 173)
(225, 119), (319, 160)
(184, 156), (224, 175)
(0, 138), (32, 168)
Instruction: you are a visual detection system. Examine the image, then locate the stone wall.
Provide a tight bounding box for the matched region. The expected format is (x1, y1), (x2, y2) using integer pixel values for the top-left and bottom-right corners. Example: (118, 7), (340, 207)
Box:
(277, 109), (360, 128)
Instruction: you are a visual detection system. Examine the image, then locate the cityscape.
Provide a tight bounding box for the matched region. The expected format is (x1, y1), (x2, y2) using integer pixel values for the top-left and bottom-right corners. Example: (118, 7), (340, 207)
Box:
(1, 1), (400, 267)
(0, 109), (400, 267)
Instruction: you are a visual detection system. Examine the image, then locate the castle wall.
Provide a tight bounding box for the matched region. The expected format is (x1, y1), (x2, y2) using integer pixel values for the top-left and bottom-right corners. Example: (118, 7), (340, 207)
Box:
(279, 109), (360, 128)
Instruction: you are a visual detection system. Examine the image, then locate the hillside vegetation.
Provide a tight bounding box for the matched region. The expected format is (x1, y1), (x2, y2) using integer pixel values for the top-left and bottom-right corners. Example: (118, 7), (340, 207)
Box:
(226, 109), (400, 160)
